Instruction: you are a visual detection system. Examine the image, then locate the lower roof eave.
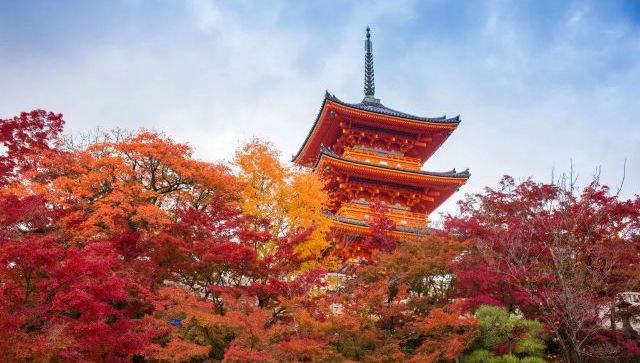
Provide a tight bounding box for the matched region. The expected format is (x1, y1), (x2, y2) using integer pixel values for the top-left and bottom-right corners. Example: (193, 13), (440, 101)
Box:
(324, 211), (433, 237)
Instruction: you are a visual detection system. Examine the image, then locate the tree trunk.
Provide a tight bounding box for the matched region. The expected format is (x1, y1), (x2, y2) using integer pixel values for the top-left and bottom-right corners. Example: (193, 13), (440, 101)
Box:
(558, 328), (581, 363)
(610, 301), (616, 329)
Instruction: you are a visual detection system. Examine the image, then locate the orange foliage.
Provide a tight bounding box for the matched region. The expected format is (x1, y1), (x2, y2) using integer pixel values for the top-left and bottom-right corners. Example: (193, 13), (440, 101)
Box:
(411, 302), (478, 362)
(9, 130), (238, 243)
(234, 139), (330, 264)
(151, 335), (210, 363)
(142, 228), (478, 363)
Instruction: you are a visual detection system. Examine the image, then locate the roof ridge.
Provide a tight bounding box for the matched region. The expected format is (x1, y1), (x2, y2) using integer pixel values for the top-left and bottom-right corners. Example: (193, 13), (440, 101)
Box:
(324, 92), (460, 123)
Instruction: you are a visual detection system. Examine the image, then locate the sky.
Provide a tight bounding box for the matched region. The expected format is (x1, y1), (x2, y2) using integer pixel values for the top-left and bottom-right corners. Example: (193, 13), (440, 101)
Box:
(1, 0), (639, 220)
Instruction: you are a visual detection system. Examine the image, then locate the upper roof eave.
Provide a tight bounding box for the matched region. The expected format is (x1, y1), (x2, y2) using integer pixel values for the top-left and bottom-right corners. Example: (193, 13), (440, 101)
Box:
(324, 92), (461, 124)
(293, 91), (461, 162)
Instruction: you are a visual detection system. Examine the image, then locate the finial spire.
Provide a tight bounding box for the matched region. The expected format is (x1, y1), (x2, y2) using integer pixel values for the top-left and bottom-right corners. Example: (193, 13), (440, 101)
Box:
(363, 27), (378, 102)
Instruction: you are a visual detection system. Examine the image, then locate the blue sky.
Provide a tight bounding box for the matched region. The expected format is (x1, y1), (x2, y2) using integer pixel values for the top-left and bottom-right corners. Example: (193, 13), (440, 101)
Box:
(1, 0), (639, 219)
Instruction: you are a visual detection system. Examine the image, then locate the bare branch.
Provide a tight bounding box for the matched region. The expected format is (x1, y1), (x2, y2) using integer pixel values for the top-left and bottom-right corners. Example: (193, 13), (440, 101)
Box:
(615, 158), (627, 197)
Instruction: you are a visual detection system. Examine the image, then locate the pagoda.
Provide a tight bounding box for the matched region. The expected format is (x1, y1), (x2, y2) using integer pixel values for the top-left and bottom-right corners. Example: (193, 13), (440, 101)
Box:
(294, 28), (469, 259)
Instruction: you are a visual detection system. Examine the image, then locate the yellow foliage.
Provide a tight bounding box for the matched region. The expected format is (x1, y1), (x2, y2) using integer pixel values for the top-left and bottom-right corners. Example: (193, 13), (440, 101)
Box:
(234, 139), (330, 264)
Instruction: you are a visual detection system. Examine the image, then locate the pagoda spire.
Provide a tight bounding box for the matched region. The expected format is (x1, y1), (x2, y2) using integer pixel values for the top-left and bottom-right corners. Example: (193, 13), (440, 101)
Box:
(363, 27), (379, 103)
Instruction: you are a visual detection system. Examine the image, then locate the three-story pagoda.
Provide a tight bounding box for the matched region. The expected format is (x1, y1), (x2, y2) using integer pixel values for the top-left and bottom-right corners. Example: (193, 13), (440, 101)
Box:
(294, 28), (469, 259)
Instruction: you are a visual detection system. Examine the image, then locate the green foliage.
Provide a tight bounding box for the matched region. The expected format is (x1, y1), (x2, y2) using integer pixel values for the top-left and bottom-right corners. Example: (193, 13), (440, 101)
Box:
(462, 305), (547, 363)
(463, 350), (546, 363)
(462, 349), (492, 362)
(494, 355), (520, 363)
(520, 357), (548, 363)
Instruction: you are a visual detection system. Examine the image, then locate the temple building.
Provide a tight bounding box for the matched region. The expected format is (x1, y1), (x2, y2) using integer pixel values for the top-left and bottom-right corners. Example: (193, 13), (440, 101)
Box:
(294, 28), (469, 259)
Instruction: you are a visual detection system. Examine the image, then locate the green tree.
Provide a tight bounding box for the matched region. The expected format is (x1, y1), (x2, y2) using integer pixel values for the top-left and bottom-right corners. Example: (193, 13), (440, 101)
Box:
(462, 305), (547, 363)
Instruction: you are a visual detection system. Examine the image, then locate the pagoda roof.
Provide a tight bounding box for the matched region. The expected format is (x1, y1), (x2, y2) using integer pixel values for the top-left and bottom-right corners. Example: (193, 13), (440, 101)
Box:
(315, 148), (468, 215)
(293, 92), (462, 165)
(315, 147), (470, 181)
(325, 92), (460, 124)
(323, 210), (432, 236)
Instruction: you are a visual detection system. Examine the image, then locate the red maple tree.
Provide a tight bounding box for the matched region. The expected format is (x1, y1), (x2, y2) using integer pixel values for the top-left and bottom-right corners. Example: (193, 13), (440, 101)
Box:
(446, 175), (640, 362)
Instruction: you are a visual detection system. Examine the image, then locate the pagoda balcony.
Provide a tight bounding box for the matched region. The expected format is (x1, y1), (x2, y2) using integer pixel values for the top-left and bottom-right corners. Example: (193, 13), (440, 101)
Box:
(336, 202), (429, 229)
(342, 147), (422, 170)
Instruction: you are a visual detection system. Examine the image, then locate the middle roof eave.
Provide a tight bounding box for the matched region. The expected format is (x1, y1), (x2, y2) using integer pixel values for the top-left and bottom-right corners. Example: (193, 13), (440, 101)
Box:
(314, 147), (470, 182)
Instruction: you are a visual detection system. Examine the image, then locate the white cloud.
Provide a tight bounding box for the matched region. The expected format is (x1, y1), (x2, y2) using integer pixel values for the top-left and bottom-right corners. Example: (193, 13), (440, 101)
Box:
(188, 0), (222, 33)
(0, 0), (638, 221)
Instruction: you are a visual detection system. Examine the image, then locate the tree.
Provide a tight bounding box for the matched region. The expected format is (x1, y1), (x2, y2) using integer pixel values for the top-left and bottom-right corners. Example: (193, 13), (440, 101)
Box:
(234, 138), (330, 265)
(321, 216), (478, 362)
(0, 184), (154, 362)
(149, 208), (328, 360)
(0, 110), (64, 186)
(462, 305), (547, 363)
(0, 111), (246, 361)
(148, 210), (479, 362)
(0, 111), (157, 361)
(446, 175), (640, 362)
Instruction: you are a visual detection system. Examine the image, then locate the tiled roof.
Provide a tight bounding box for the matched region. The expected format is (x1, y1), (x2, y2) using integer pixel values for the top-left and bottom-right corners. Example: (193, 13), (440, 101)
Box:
(325, 91), (461, 124)
(323, 210), (432, 235)
(316, 146), (471, 179)
(293, 91), (461, 162)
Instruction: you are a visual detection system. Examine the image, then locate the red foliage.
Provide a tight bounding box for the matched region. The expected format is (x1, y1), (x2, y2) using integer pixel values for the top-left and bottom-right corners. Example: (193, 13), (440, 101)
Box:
(0, 194), (153, 362)
(363, 202), (397, 253)
(0, 110), (64, 186)
(446, 176), (640, 362)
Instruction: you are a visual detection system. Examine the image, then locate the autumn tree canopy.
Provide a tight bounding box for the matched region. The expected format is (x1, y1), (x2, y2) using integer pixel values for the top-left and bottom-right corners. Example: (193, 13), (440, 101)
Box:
(2, 110), (640, 362)
(446, 176), (640, 362)
(0, 111), (323, 361)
